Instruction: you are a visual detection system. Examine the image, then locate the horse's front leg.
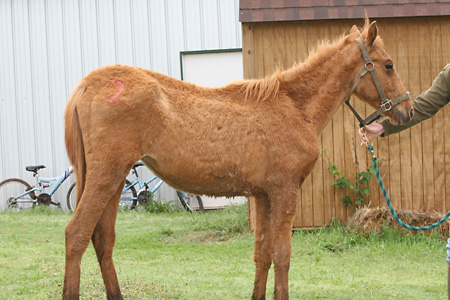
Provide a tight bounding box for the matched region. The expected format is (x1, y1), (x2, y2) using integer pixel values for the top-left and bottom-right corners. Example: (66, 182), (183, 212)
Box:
(91, 182), (123, 300)
(269, 187), (298, 300)
(251, 194), (273, 300)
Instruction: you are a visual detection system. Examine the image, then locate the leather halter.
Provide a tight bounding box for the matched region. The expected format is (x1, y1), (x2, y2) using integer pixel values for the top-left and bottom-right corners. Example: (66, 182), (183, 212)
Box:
(345, 38), (411, 127)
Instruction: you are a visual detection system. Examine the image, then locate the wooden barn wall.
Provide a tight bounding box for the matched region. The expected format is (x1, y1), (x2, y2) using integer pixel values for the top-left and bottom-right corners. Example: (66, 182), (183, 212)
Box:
(243, 17), (450, 228)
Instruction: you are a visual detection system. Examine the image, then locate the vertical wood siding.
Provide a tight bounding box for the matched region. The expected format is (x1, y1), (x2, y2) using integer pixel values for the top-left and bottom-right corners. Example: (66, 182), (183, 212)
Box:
(0, 0), (241, 209)
(243, 17), (450, 228)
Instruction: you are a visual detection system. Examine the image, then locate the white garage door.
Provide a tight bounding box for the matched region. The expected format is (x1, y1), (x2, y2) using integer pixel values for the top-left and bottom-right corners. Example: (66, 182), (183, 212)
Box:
(180, 49), (247, 209)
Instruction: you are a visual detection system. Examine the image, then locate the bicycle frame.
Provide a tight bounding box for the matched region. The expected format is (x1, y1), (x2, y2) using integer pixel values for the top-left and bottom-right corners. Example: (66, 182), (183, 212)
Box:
(116, 163), (203, 212)
(14, 166), (73, 204)
(121, 175), (164, 202)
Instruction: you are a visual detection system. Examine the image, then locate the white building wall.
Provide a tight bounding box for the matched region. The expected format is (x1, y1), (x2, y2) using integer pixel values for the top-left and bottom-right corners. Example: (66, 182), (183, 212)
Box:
(0, 0), (242, 209)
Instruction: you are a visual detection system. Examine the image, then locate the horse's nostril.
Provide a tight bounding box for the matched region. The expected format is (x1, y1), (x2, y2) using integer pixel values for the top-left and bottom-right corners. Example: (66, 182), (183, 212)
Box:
(409, 108), (414, 119)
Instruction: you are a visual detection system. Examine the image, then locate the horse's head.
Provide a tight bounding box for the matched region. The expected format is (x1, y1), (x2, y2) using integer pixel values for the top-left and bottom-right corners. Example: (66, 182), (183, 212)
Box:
(350, 21), (414, 125)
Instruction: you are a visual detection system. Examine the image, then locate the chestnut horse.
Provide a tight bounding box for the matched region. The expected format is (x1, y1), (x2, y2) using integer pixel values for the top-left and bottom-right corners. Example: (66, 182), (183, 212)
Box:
(63, 21), (413, 299)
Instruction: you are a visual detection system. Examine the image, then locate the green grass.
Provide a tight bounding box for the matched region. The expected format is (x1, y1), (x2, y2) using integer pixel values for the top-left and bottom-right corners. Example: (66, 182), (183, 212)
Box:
(0, 206), (447, 299)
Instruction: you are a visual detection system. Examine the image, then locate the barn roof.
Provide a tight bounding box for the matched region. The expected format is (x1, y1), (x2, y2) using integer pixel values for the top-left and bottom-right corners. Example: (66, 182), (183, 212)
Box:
(239, 0), (450, 23)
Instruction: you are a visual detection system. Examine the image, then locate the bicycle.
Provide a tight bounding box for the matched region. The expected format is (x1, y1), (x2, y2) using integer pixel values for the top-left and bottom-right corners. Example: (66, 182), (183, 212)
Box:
(0, 165), (73, 211)
(66, 162), (204, 213)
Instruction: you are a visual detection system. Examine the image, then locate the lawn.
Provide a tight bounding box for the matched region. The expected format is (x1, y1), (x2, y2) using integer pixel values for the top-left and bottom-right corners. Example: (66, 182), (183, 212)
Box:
(0, 205), (447, 299)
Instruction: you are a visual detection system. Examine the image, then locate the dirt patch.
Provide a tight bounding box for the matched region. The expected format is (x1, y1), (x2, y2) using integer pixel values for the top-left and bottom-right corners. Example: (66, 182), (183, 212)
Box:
(348, 207), (450, 239)
(161, 230), (240, 244)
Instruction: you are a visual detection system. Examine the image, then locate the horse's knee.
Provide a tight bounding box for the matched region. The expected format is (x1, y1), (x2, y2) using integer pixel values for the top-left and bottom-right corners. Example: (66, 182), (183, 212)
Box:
(253, 255), (272, 271)
(272, 239), (292, 268)
(254, 231), (274, 263)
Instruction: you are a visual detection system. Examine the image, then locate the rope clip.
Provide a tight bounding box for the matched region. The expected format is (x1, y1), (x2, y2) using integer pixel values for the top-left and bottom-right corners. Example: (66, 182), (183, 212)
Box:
(360, 126), (374, 149)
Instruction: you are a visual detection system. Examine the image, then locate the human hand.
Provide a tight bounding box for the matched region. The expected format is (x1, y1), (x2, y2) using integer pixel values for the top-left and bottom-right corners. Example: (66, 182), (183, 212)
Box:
(358, 123), (385, 146)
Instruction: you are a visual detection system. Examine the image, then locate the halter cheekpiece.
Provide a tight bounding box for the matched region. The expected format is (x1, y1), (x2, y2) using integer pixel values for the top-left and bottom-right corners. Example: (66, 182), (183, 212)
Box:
(345, 38), (411, 127)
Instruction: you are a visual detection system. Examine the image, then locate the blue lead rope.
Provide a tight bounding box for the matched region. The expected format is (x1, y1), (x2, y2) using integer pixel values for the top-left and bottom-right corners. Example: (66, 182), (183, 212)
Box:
(367, 144), (450, 231)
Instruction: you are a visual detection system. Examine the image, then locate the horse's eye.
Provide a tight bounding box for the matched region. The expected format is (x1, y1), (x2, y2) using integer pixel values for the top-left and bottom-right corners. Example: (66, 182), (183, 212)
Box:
(385, 63), (393, 70)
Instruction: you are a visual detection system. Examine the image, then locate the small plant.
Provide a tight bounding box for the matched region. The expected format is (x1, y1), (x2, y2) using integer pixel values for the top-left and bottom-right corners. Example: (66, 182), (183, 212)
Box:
(322, 149), (374, 212)
(139, 192), (174, 213)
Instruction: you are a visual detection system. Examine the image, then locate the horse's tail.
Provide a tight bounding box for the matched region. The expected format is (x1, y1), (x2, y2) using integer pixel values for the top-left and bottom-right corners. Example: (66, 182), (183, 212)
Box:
(65, 79), (88, 207)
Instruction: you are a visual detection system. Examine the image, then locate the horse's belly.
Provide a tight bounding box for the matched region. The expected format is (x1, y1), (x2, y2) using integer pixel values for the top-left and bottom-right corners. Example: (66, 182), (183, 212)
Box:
(141, 155), (263, 197)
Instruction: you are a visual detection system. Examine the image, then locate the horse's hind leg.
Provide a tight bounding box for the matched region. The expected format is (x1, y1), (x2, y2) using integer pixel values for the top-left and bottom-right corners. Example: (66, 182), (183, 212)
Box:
(63, 196), (100, 299)
(91, 182), (123, 299)
(252, 194), (273, 300)
(63, 163), (130, 300)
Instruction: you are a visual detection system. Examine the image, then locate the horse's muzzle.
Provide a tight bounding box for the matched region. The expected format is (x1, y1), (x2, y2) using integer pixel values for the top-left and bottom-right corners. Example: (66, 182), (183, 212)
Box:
(394, 106), (414, 125)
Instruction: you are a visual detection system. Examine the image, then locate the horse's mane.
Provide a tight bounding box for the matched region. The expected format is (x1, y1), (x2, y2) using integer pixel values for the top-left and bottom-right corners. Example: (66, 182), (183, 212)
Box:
(240, 72), (282, 103)
(240, 19), (375, 103)
(239, 38), (345, 103)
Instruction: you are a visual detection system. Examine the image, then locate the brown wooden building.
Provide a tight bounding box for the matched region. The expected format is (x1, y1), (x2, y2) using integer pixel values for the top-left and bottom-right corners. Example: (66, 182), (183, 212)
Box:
(240, 1), (450, 228)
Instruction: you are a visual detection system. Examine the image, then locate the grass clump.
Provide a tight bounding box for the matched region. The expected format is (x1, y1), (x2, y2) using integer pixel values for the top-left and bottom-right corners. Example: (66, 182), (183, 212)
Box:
(348, 206), (450, 239)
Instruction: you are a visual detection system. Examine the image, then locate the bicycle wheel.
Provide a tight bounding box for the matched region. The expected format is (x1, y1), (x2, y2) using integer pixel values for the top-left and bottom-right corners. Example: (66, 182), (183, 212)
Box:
(66, 183), (77, 212)
(120, 179), (137, 210)
(176, 191), (204, 213)
(0, 178), (35, 211)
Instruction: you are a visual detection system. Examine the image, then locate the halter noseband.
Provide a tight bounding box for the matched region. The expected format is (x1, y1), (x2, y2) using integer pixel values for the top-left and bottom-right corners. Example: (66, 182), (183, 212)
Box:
(345, 38), (411, 128)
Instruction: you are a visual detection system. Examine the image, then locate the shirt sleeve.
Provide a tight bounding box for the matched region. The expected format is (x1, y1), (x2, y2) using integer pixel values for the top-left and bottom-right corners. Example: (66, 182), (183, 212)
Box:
(380, 63), (450, 136)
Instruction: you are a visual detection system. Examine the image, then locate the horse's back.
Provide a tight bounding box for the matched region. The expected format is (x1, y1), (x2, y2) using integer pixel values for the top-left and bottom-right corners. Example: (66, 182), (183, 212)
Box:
(65, 64), (313, 197)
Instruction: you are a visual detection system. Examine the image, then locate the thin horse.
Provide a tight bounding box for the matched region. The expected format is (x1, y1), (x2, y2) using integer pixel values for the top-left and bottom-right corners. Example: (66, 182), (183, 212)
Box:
(63, 20), (413, 299)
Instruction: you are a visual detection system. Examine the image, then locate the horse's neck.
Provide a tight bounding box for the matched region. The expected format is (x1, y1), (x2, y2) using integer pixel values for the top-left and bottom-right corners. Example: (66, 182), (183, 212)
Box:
(281, 44), (361, 136)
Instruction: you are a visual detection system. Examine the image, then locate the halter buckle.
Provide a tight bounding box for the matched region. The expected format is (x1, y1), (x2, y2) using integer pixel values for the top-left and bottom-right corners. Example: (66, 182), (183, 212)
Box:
(381, 100), (393, 112)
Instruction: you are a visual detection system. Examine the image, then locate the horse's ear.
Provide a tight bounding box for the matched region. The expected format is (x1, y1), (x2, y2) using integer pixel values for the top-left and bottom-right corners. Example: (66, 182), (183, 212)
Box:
(350, 25), (360, 37)
(367, 21), (378, 47)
